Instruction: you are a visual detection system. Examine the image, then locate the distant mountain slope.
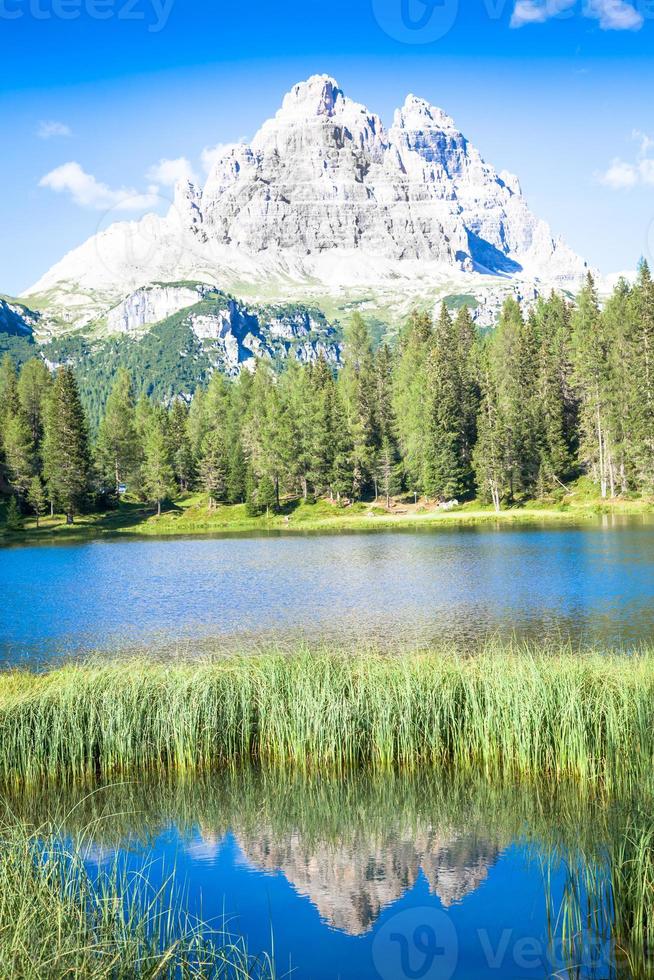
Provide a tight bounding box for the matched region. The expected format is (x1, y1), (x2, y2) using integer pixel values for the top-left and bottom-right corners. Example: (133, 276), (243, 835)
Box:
(39, 287), (341, 426)
(23, 74), (589, 334)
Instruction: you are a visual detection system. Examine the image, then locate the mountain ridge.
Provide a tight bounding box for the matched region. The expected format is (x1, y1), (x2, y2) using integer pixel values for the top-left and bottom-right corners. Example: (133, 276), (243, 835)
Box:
(23, 74), (590, 336)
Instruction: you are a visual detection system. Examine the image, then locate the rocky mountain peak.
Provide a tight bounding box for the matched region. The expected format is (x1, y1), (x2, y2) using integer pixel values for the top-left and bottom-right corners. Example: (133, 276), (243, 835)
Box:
(25, 73), (590, 333)
(280, 73), (344, 118)
(393, 94), (458, 134)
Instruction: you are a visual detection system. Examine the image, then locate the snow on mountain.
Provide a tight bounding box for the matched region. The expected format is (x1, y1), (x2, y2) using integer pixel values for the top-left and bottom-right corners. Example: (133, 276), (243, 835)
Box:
(24, 74), (590, 333)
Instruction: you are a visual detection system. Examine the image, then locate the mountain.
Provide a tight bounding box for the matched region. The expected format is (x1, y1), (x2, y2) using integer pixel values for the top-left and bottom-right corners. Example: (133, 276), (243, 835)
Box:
(0, 297), (38, 363)
(24, 74), (589, 338)
(37, 286), (341, 426)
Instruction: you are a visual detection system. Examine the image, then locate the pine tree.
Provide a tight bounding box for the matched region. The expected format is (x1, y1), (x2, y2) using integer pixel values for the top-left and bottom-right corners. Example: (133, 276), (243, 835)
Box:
(625, 262), (654, 490)
(27, 476), (47, 528)
(5, 495), (23, 532)
(533, 293), (576, 492)
(473, 348), (506, 512)
(486, 297), (541, 501)
(340, 314), (378, 499)
(168, 399), (195, 492)
(257, 474), (278, 516)
(96, 368), (140, 494)
(454, 306), (480, 493)
(393, 310), (433, 496)
(571, 274), (616, 497)
(199, 426), (228, 507)
(423, 305), (465, 501)
(242, 364), (285, 508)
(141, 410), (175, 516)
(2, 410), (34, 498)
(329, 384), (354, 504)
(0, 355), (19, 429)
(17, 358), (52, 447)
(42, 367), (92, 524)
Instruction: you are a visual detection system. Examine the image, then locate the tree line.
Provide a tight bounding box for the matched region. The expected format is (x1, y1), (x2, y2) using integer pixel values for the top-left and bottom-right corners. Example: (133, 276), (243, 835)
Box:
(1, 265), (653, 526)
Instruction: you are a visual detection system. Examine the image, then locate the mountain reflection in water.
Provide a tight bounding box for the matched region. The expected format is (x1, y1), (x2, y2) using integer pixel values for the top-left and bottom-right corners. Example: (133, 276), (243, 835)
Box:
(5, 770), (647, 979)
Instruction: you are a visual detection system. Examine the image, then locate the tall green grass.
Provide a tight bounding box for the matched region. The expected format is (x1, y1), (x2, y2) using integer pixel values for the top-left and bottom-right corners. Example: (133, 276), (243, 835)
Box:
(2, 645), (654, 785)
(0, 815), (274, 979)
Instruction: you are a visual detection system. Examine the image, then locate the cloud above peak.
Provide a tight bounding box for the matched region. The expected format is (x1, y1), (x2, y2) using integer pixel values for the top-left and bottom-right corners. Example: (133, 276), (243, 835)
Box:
(39, 162), (160, 212)
(511, 0), (644, 30)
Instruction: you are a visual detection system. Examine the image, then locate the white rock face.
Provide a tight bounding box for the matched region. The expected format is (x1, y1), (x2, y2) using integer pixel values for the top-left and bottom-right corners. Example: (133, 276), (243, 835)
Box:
(106, 284), (213, 335)
(24, 74), (590, 329)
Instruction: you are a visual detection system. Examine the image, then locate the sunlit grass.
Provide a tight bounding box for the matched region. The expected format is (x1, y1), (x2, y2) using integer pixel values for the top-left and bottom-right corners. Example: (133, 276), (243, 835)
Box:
(1, 644), (654, 787)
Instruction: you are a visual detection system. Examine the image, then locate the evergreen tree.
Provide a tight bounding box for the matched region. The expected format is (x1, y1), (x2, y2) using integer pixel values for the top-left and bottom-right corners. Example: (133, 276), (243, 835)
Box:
(168, 399), (195, 492)
(27, 476), (47, 528)
(199, 426), (228, 507)
(454, 306), (480, 492)
(571, 275), (616, 497)
(486, 297), (541, 501)
(17, 358), (52, 448)
(340, 314), (378, 499)
(0, 355), (19, 429)
(533, 294), (576, 492)
(42, 367), (92, 524)
(329, 384), (354, 504)
(393, 311), (433, 496)
(625, 262), (654, 490)
(2, 410), (34, 498)
(5, 495), (23, 532)
(141, 410), (175, 516)
(423, 305), (465, 501)
(473, 348), (506, 512)
(96, 368), (140, 493)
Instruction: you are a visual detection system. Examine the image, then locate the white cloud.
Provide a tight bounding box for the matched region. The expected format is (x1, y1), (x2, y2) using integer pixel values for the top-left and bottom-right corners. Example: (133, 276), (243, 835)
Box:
(511, 0), (643, 29)
(597, 132), (654, 189)
(511, 0), (575, 27)
(146, 156), (198, 187)
(39, 162), (160, 211)
(598, 159), (639, 189)
(37, 120), (72, 140)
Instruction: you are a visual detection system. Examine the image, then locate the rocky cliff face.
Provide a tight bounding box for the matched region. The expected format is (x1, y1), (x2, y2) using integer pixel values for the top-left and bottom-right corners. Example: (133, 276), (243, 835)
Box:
(101, 284), (341, 376)
(24, 75), (589, 333)
(0, 298), (38, 337)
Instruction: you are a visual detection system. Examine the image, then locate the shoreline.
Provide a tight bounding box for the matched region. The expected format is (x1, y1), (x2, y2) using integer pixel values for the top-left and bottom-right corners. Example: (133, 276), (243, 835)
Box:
(2, 491), (654, 544)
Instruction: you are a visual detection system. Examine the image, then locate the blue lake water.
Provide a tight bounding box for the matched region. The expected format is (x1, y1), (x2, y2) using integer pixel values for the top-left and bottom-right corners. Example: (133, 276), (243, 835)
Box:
(21, 772), (615, 980)
(3, 523), (649, 976)
(2, 519), (654, 662)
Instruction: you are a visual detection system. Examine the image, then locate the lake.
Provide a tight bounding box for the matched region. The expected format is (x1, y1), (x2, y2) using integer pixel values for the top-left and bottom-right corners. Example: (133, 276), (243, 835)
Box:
(3, 521), (653, 977)
(13, 770), (628, 980)
(3, 518), (654, 663)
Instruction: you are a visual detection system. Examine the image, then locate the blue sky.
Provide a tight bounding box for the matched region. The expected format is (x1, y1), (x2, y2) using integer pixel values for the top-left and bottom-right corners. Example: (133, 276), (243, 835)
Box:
(2, 0), (654, 295)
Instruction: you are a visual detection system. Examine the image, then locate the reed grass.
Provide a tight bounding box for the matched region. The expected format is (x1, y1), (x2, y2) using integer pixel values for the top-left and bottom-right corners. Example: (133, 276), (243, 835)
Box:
(0, 815), (274, 979)
(1, 644), (654, 786)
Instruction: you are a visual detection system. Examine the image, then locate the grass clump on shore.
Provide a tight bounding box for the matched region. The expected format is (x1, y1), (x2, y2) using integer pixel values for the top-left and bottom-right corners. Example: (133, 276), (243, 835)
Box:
(2, 645), (654, 786)
(0, 815), (274, 979)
